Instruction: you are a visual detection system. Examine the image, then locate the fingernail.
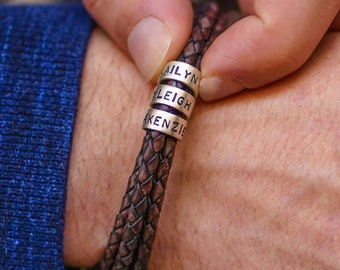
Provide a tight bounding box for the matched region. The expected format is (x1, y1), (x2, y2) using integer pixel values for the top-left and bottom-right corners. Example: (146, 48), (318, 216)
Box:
(128, 17), (172, 81)
(199, 77), (244, 101)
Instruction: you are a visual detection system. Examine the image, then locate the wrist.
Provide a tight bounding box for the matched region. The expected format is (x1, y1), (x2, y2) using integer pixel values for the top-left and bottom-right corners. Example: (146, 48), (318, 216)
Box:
(64, 29), (340, 268)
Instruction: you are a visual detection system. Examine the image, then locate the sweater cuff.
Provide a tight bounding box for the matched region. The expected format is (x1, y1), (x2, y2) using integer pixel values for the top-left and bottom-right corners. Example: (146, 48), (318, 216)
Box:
(0, 3), (92, 268)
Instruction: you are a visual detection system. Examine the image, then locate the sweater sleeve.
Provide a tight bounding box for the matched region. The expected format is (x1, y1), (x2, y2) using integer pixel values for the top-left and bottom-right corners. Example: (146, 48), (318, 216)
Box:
(0, 3), (92, 269)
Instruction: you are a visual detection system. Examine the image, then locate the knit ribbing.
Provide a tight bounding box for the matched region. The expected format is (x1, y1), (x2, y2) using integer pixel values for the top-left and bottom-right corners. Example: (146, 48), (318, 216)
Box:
(0, 3), (92, 268)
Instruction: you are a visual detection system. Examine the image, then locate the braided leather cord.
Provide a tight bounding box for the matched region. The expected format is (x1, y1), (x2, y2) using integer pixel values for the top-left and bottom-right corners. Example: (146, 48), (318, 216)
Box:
(99, 2), (228, 269)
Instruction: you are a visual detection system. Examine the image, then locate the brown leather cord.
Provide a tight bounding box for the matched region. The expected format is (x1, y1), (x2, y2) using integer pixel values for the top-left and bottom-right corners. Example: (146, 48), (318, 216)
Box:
(99, 2), (228, 269)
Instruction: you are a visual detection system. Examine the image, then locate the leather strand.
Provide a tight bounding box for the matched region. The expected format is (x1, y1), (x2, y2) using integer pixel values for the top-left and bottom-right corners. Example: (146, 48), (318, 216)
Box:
(99, 2), (228, 269)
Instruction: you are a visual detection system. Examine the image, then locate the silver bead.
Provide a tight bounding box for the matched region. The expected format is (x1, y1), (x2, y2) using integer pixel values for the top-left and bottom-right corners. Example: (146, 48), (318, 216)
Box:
(158, 61), (201, 97)
(151, 84), (196, 118)
(143, 108), (188, 140)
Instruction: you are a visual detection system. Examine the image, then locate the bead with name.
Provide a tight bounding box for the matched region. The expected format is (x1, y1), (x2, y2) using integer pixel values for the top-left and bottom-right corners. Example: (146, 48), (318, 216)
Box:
(151, 84), (196, 118)
(143, 109), (187, 140)
(158, 61), (201, 97)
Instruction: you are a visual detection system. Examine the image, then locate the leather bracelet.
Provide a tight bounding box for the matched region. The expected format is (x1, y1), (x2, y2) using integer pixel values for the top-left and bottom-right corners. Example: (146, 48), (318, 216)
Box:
(99, 2), (228, 269)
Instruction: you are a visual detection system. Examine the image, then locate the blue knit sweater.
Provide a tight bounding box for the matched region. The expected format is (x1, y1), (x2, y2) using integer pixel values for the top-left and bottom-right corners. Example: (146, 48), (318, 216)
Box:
(0, 3), (92, 268)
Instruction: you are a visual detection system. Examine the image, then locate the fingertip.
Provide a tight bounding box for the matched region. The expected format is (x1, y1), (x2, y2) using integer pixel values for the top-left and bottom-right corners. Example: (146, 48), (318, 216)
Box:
(130, 0), (193, 81)
(199, 76), (245, 101)
(128, 17), (173, 81)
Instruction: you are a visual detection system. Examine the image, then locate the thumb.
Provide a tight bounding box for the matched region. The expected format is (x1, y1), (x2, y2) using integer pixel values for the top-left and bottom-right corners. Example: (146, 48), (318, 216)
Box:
(83, 0), (193, 82)
(199, 0), (340, 101)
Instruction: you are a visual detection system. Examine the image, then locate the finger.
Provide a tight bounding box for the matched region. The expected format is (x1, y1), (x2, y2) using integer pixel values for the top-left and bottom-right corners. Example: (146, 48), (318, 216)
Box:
(199, 0), (340, 101)
(83, 0), (193, 82)
(330, 11), (340, 29)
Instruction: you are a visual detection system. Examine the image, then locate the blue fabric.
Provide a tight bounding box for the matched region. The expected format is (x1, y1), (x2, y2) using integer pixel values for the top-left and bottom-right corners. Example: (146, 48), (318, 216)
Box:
(0, 3), (92, 268)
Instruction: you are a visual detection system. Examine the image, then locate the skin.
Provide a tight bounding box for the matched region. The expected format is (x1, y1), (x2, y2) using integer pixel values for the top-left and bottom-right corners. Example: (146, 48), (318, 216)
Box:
(82, 0), (340, 100)
(64, 27), (340, 268)
(5, 0), (339, 268)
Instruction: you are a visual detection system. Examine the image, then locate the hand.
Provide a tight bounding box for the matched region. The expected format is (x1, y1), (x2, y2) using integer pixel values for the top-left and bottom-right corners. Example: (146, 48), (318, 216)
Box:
(199, 0), (340, 100)
(82, 0), (340, 101)
(63, 27), (340, 268)
(82, 0), (194, 82)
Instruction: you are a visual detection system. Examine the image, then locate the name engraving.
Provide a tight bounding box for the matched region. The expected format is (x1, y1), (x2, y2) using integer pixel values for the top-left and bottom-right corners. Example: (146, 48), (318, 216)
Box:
(143, 109), (188, 140)
(151, 84), (196, 117)
(158, 61), (201, 96)
(162, 64), (199, 85)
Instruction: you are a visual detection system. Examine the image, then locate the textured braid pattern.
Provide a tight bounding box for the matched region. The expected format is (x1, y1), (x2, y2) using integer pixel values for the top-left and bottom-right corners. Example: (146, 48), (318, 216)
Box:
(99, 2), (228, 269)
(101, 130), (177, 269)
